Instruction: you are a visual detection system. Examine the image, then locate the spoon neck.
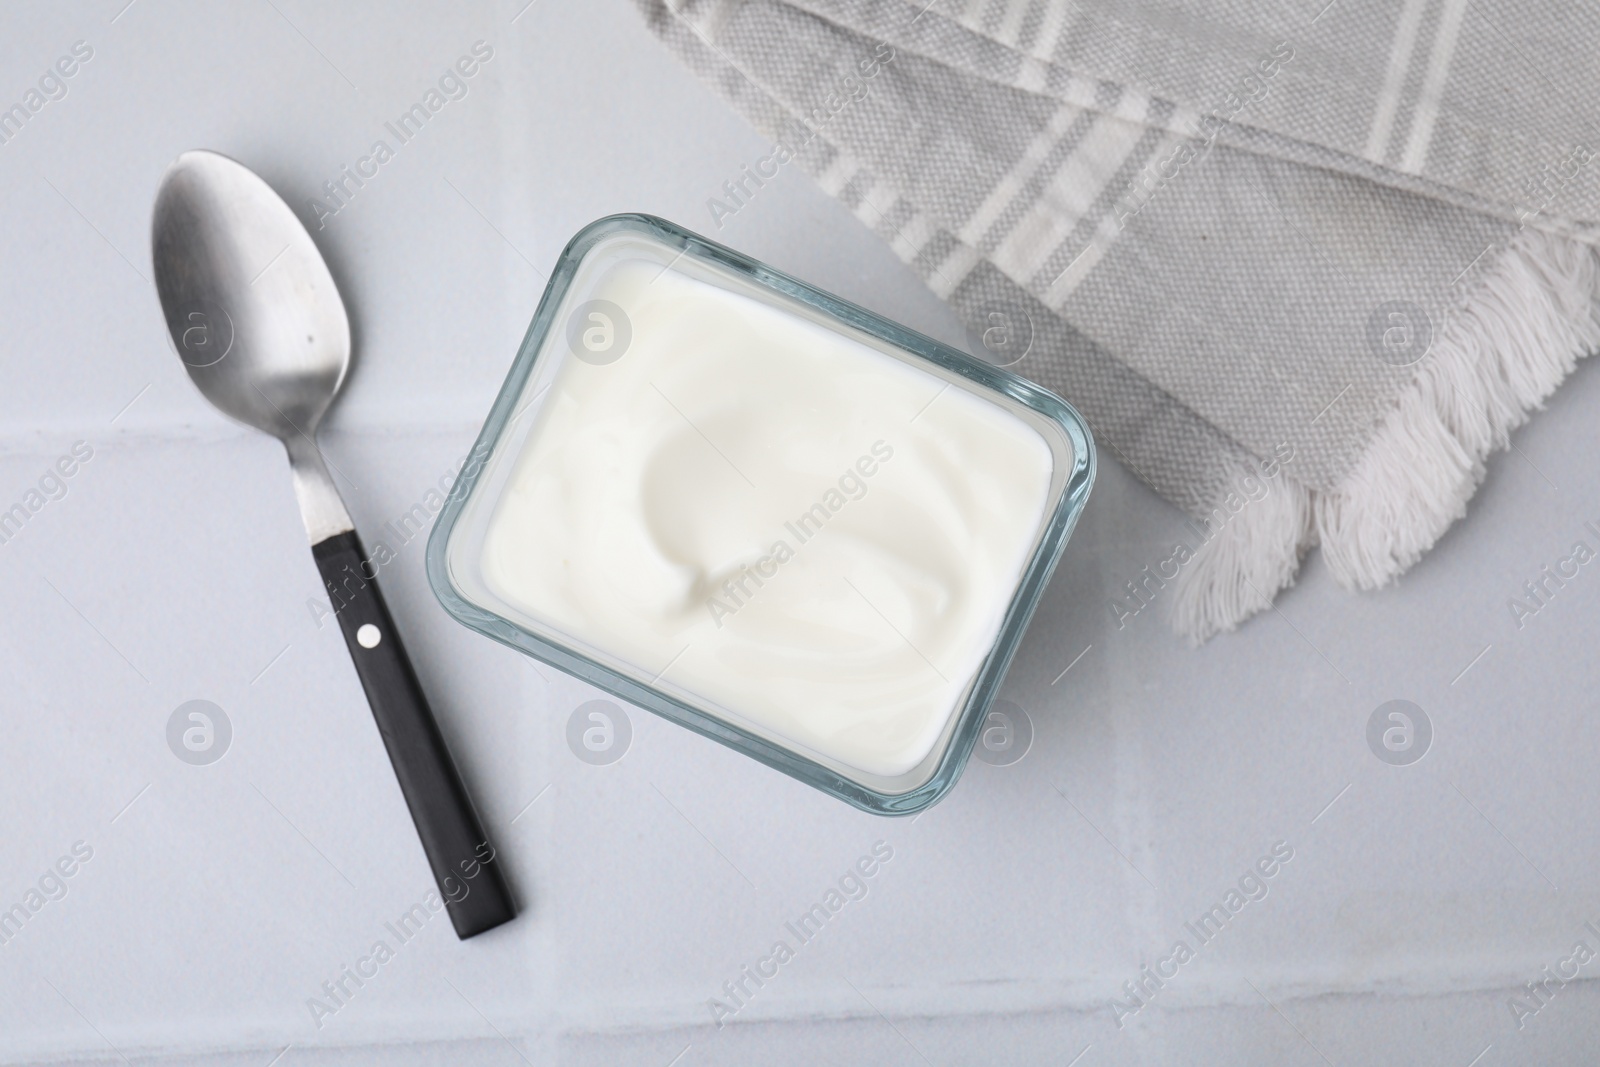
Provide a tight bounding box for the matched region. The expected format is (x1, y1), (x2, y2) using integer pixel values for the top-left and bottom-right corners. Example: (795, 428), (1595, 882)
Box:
(284, 434), (356, 545)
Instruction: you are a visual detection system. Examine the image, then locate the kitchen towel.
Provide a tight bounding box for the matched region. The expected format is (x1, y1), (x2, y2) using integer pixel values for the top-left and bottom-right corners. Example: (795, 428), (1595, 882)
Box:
(633, 0), (1600, 640)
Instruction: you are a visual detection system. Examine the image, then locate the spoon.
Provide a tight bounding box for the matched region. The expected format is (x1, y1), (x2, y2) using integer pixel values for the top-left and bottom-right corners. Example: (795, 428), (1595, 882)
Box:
(151, 149), (515, 939)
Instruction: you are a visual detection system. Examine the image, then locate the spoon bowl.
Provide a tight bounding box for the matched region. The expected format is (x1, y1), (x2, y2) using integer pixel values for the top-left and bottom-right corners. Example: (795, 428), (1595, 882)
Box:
(152, 150), (349, 442)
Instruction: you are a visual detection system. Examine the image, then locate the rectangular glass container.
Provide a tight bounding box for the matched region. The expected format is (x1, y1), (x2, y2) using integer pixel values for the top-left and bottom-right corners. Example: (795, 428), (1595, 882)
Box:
(426, 214), (1094, 814)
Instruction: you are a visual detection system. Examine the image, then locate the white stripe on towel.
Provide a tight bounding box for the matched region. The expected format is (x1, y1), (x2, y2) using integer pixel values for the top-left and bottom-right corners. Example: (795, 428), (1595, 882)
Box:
(1362, 0), (1432, 162)
(1398, 0), (1470, 173)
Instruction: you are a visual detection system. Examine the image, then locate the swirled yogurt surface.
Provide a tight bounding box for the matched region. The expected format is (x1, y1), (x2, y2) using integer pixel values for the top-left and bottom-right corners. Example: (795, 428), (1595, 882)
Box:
(478, 256), (1055, 780)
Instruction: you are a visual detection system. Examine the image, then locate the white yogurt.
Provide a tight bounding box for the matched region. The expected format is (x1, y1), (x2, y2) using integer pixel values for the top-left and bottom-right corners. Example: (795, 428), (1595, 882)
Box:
(477, 256), (1055, 780)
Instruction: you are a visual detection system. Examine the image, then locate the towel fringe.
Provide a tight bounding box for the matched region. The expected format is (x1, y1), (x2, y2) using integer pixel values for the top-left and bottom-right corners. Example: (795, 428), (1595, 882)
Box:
(1172, 228), (1600, 642)
(1170, 471), (1314, 642)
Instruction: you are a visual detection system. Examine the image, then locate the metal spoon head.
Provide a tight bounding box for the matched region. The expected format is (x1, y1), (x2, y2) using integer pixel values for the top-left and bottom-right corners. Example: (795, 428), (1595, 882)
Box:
(152, 150), (350, 442)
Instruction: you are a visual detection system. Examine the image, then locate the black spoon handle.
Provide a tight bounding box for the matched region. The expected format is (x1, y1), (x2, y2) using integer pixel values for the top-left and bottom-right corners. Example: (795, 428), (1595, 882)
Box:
(312, 530), (515, 939)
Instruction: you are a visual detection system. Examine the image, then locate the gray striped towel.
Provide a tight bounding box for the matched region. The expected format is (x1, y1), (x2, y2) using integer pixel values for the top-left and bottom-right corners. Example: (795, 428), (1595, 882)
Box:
(634, 0), (1600, 640)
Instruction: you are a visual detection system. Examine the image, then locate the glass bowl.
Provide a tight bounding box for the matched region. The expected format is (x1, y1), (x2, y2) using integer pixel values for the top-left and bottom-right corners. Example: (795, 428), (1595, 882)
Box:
(426, 214), (1095, 815)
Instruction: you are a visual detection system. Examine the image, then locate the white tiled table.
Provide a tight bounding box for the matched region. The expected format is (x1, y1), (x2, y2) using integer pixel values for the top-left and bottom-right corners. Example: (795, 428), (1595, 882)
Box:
(2, 2), (1597, 1063)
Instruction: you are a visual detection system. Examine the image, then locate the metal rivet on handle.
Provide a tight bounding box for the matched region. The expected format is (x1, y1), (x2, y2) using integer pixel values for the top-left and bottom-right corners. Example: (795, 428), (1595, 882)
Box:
(357, 623), (382, 648)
